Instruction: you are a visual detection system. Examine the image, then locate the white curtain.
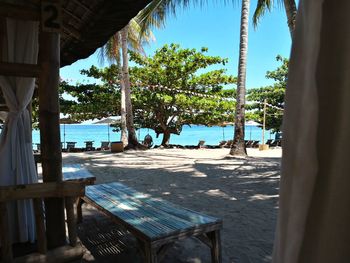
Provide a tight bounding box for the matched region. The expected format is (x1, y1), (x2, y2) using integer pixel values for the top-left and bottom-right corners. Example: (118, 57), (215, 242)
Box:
(273, 0), (350, 262)
(0, 19), (39, 243)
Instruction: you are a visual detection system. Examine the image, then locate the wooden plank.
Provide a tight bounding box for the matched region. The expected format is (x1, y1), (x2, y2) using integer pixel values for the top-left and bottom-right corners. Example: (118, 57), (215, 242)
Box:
(33, 198), (47, 254)
(13, 243), (83, 263)
(65, 197), (77, 246)
(109, 183), (220, 225)
(0, 182), (85, 202)
(0, 202), (13, 263)
(93, 183), (221, 236)
(0, 62), (41, 77)
(0, 3), (40, 21)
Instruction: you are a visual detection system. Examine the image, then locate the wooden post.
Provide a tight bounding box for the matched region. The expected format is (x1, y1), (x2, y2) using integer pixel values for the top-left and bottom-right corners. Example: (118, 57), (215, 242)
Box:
(33, 198), (47, 254)
(262, 99), (267, 145)
(0, 202), (13, 263)
(65, 197), (77, 246)
(38, 0), (65, 248)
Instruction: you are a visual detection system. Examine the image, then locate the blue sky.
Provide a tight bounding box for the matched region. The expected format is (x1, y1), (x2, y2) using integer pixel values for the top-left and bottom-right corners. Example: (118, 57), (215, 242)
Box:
(60, 0), (291, 90)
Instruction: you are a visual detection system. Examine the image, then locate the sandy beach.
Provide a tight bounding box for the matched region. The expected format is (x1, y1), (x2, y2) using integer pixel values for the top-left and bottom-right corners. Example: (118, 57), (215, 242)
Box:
(62, 147), (282, 263)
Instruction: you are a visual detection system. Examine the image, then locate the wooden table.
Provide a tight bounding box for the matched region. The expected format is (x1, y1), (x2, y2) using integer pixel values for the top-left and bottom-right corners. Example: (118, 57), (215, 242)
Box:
(62, 164), (96, 185)
(81, 182), (223, 263)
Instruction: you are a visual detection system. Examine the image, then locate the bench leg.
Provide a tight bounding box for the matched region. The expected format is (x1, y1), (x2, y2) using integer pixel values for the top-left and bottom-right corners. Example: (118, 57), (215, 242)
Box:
(208, 230), (222, 263)
(140, 241), (157, 263)
(76, 198), (85, 223)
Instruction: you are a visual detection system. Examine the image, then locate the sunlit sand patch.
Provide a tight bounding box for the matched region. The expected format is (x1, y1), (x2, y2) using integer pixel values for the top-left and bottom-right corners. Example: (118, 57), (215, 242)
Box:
(248, 194), (279, 201)
(205, 189), (237, 200)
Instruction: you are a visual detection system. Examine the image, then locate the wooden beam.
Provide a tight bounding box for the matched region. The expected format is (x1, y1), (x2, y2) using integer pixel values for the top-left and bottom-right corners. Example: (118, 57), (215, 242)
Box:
(0, 182), (85, 202)
(38, 16), (65, 248)
(0, 62), (41, 77)
(0, 3), (40, 21)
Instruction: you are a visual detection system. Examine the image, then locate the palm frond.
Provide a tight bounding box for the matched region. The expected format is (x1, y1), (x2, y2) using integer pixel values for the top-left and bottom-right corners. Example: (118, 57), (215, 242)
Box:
(98, 32), (121, 65)
(253, 0), (272, 28)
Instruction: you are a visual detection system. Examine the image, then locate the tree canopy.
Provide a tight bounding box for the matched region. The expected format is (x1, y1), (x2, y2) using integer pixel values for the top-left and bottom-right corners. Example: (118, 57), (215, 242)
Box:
(247, 55), (287, 132)
(129, 44), (236, 145)
(59, 65), (121, 121)
(59, 44), (236, 146)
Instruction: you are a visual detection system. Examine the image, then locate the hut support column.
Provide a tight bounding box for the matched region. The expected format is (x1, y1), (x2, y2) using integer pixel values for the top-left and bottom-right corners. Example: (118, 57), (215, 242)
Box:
(38, 30), (65, 248)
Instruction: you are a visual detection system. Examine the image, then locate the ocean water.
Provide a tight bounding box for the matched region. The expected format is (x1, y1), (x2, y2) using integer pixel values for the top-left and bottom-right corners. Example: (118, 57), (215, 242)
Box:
(32, 124), (274, 148)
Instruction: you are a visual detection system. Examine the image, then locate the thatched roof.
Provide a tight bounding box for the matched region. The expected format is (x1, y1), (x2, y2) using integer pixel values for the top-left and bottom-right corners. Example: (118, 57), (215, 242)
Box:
(0, 0), (151, 66)
(0, 0), (152, 111)
(60, 0), (152, 66)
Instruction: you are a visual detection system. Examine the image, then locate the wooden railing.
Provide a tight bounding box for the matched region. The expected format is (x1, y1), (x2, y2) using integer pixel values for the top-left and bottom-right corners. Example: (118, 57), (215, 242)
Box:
(0, 182), (85, 263)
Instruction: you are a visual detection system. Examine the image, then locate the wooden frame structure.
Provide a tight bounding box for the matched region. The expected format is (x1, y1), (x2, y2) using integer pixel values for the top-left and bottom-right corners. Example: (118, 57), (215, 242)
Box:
(0, 0), (150, 256)
(0, 181), (85, 263)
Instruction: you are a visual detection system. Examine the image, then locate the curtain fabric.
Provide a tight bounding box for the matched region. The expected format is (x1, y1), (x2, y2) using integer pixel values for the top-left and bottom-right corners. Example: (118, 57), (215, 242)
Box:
(273, 0), (350, 262)
(0, 19), (39, 243)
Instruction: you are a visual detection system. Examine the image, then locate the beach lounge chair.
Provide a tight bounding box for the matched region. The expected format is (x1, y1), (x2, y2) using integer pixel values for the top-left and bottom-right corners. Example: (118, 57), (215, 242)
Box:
(224, 140), (233, 148)
(197, 140), (206, 148)
(84, 141), (95, 151)
(219, 141), (227, 147)
(251, 140), (260, 148)
(100, 141), (110, 150)
(245, 140), (253, 148)
(66, 142), (77, 152)
(266, 139), (273, 146)
(270, 139), (282, 147)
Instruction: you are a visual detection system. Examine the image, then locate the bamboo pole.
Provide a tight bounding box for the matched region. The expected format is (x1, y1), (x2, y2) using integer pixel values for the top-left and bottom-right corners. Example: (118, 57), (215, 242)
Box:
(38, 25), (65, 248)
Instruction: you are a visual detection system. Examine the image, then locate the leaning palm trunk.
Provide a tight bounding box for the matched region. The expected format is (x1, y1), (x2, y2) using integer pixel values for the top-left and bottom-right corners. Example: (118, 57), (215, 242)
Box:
(121, 26), (140, 148)
(118, 32), (128, 147)
(230, 0), (250, 156)
(283, 0), (297, 37)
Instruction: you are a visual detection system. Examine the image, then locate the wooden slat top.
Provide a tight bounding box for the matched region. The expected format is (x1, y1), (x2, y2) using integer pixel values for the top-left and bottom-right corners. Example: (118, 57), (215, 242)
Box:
(63, 164), (96, 184)
(85, 182), (222, 241)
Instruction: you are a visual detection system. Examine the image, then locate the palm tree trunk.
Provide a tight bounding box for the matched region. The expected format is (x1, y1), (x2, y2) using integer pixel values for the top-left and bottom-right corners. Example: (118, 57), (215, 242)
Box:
(283, 0), (297, 37)
(230, 0), (250, 156)
(121, 25), (140, 148)
(119, 32), (128, 147)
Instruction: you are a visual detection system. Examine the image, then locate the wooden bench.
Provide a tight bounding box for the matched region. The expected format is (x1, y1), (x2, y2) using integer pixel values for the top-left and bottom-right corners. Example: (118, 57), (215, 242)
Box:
(79, 182), (223, 263)
(0, 181), (85, 263)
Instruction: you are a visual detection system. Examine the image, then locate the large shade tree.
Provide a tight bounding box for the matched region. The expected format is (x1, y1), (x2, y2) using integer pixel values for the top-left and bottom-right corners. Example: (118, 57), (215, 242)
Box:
(129, 44), (236, 146)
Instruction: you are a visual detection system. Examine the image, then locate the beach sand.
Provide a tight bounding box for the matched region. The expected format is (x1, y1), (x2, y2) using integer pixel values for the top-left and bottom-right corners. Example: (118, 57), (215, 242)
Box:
(62, 147), (281, 263)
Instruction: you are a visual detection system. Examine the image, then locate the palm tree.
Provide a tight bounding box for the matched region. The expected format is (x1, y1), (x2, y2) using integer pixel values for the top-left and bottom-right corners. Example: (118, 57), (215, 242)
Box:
(253, 0), (297, 37)
(230, 0), (250, 156)
(99, 19), (154, 148)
